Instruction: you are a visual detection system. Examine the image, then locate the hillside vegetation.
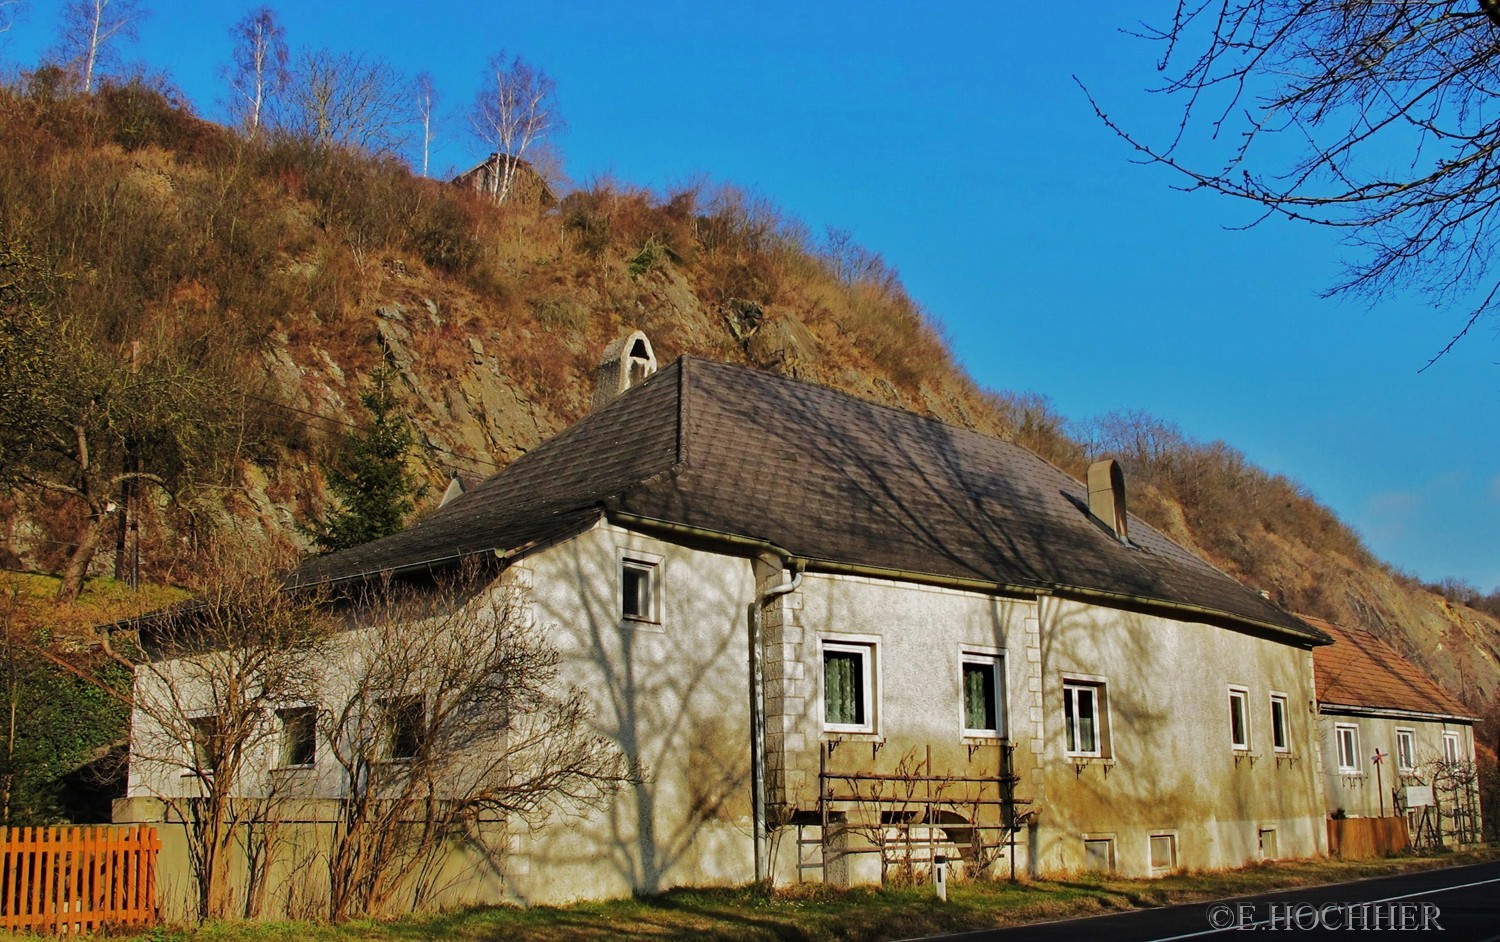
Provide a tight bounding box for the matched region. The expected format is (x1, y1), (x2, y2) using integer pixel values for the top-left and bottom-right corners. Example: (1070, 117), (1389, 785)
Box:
(1, 80), (1497, 720)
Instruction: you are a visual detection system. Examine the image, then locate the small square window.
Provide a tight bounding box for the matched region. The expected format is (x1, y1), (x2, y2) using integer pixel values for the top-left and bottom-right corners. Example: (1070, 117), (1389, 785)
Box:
(823, 641), (876, 733)
(961, 655), (1004, 737)
(277, 706), (317, 768)
(1064, 681), (1107, 757)
(1149, 833), (1176, 873)
(1083, 837), (1115, 872)
(1259, 828), (1278, 860)
(1229, 687), (1250, 750)
(1396, 728), (1416, 772)
(380, 695), (425, 761)
(621, 559), (659, 624)
(1269, 694), (1289, 753)
(188, 715), (219, 773)
(1443, 731), (1462, 764)
(1335, 723), (1360, 773)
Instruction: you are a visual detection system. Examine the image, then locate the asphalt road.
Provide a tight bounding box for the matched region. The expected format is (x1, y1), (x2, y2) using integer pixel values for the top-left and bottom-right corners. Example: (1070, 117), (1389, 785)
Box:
(909, 860), (1500, 941)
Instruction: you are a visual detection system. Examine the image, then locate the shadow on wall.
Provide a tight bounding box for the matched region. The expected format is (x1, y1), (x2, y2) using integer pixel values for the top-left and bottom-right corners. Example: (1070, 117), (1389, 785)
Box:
(523, 535), (755, 896)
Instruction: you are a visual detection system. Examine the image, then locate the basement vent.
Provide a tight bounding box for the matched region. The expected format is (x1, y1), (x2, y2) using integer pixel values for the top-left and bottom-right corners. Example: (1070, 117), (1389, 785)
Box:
(593, 330), (658, 409)
(1087, 459), (1129, 544)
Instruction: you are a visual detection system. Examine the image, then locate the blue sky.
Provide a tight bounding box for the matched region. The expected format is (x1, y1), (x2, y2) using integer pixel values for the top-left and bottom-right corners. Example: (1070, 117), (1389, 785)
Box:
(4, 1), (1497, 592)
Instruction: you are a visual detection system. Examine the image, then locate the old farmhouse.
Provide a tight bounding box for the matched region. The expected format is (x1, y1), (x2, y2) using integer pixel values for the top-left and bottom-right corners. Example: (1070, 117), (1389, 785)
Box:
(122, 332), (1359, 908)
(1305, 615), (1482, 845)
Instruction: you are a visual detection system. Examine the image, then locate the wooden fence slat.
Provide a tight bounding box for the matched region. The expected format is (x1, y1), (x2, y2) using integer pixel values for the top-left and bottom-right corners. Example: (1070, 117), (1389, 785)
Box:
(0, 826), (159, 935)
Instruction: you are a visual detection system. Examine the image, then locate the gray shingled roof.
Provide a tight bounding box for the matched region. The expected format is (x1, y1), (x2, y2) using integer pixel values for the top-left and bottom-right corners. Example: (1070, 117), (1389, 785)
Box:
(292, 357), (1324, 643)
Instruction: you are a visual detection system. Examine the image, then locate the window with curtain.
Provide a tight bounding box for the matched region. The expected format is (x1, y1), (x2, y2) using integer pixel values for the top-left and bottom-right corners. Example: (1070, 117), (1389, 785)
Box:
(1064, 681), (1106, 757)
(822, 642), (873, 731)
(962, 655), (1003, 736)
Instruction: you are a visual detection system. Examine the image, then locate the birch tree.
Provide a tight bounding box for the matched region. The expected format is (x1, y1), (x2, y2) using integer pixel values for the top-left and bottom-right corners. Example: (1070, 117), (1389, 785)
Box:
(224, 6), (287, 138)
(54, 0), (144, 93)
(414, 71), (436, 177)
(468, 52), (560, 205)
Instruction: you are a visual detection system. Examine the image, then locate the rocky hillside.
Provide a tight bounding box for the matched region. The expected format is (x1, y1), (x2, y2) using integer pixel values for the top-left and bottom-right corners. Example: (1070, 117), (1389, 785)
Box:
(3, 80), (1497, 713)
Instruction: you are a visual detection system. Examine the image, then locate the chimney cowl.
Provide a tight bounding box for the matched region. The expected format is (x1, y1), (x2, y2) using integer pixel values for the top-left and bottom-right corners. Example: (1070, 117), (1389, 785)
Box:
(1087, 459), (1129, 544)
(593, 330), (657, 409)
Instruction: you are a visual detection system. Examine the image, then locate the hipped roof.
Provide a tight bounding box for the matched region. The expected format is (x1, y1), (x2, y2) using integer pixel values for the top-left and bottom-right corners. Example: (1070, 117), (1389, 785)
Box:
(1305, 615), (1474, 721)
(292, 357), (1323, 644)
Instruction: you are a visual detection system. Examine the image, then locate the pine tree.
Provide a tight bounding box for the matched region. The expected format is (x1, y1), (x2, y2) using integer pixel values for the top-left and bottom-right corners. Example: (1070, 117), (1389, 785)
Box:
(310, 367), (418, 553)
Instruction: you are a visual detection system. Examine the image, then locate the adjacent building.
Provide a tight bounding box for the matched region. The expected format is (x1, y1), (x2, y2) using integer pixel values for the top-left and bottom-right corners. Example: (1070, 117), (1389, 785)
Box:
(1306, 615), (1482, 844)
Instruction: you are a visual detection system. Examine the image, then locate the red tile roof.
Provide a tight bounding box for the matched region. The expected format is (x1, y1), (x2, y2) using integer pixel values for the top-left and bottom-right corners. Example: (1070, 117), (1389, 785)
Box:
(1306, 615), (1474, 720)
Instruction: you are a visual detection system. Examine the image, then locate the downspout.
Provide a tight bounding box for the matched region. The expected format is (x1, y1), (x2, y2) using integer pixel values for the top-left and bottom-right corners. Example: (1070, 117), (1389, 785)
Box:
(751, 556), (801, 885)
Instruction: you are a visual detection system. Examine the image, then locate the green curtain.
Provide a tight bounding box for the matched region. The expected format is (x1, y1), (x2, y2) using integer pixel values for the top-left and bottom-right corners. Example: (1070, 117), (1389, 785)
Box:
(963, 664), (995, 731)
(825, 652), (860, 725)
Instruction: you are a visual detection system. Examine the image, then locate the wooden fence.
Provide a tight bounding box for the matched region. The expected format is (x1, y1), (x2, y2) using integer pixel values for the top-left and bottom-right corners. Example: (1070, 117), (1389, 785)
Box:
(1327, 816), (1410, 859)
(1, 826), (159, 934)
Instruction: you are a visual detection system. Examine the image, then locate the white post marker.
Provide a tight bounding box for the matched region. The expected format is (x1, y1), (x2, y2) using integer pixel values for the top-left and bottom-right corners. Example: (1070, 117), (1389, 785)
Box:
(934, 854), (948, 902)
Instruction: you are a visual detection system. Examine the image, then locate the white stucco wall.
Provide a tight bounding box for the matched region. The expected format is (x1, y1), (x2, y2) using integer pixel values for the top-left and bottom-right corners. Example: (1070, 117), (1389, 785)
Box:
(1318, 712), (1479, 832)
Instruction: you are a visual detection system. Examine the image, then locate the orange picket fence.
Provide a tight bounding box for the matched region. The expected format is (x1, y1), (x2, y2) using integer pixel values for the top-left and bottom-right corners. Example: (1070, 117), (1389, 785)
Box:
(1, 826), (159, 934)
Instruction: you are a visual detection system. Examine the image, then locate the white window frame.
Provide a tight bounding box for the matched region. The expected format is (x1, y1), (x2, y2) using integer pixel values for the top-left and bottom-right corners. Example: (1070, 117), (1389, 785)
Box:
(1335, 723), (1361, 773)
(1443, 730), (1462, 764)
(1063, 679), (1108, 758)
(275, 704), (317, 769)
(1395, 728), (1416, 772)
(819, 637), (879, 735)
(960, 652), (1006, 738)
(1269, 693), (1290, 753)
(1228, 686), (1251, 751)
(1082, 835), (1115, 873)
(1148, 832), (1177, 873)
(619, 549), (663, 629)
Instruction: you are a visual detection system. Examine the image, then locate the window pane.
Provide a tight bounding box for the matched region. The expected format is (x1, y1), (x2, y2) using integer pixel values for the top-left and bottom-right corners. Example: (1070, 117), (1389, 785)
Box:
(825, 651), (863, 725)
(963, 662), (997, 731)
(1064, 687), (1077, 752)
(279, 707), (316, 767)
(1230, 694), (1247, 747)
(384, 697), (424, 760)
(1150, 834), (1175, 871)
(1397, 731), (1414, 769)
(1077, 688), (1096, 753)
(189, 716), (218, 772)
(622, 565), (649, 619)
(1271, 698), (1287, 750)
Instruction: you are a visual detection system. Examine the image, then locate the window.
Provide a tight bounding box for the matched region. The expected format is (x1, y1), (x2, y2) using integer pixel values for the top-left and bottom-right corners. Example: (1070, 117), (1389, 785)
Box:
(277, 706), (317, 768)
(380, 696), (425, 761)
(1083, 837), (1115, 872)
(1443, 731), (1462, 764)
(1269, 694), (1289, 753)
(1063, 681), (1107, 757)
(1396, 728), (1416, 772)
(188, 715), (218, 773)
(823, 641), (876, 733)
(961, 654), (1005, 737)
(1259, 828), (1278, 860)
(1228, 687), (1251, 750)
(1149, 833), (1177, 873)
(1335, 723), (1360, 773)
(621, 556), (659, 624)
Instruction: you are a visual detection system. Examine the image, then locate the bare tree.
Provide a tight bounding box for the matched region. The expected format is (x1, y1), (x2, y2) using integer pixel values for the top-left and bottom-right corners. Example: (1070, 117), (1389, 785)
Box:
(124, 545), (333, 921)
(1087, 1), (1500, 366)
(413, 71), (436, 177)
(0, 1), (23, 37)
(277, 48), (410, 156)
(223, 6), (286, 138)
(54, 0), (144, 93)
(320, 569), (629, 921)
(468, 51), (560, 205)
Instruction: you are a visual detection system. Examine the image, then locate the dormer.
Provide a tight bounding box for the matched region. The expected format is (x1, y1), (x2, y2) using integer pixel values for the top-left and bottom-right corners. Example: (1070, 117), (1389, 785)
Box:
(593, 331), (657, 409)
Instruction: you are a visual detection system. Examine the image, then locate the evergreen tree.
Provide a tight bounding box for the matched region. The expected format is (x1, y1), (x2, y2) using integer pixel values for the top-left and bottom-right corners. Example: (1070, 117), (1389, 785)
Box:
(310, 367), (418, 553)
